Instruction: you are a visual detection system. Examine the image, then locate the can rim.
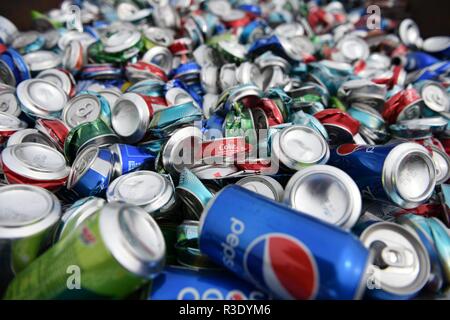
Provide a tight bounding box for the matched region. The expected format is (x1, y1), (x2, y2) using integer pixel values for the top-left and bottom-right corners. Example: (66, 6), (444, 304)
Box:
(236, 175), (284, 202)
(284, 164), (362, 229)
(360, 221), (430, 296)
(111, 92), (150, 144)
(2, 142), (70, 181)
(99, 202), (166, 278)
(0, 184), (61, 239)
(383, 142), (436, 209)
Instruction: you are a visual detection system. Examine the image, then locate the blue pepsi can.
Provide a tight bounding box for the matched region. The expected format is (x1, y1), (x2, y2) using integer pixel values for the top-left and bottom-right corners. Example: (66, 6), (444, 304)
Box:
(67, 146), (114, 197)
(148, 266), (270, 300)
(199, 185), (372, 300)
(328, 143), (436, 209)
(109, 143), (156, 179)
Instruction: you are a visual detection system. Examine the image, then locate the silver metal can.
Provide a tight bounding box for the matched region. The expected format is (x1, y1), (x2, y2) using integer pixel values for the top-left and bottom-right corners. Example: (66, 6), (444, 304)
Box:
(0, 184), (61, 294)
(271, 125), (330, 171)
(284, 165), (362, 229)
(236, 175), (284, 202)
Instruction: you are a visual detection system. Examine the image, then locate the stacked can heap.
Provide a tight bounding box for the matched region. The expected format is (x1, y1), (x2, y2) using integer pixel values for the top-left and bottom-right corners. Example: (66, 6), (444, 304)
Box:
(0, 0), (450, 300)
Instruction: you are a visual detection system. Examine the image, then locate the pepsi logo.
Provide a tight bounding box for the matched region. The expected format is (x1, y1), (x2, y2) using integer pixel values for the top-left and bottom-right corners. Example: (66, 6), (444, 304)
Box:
(336, 143), (362, 156)
(243, 233), (318, 300)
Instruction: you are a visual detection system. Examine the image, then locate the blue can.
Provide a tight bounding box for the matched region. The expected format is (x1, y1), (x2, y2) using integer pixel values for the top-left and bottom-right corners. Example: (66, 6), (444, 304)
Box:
(199, 185), (372, 300)
(327, 143), (436, 209)
(109, 143), (157, 178)
(67, 146), (114, 197)
(404, 52), (441, 71)
(149, 266), (270, 300)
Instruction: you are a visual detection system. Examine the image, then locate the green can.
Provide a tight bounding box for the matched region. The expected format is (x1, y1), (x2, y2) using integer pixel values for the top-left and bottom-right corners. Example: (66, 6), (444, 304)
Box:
(0, 185), (61, 296)
(64, 118), (120, 163)
(4, 202), (166, 300)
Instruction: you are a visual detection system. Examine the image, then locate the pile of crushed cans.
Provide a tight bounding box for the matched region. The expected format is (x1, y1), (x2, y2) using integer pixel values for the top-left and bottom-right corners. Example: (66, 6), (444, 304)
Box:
(0, 0), (449, 300)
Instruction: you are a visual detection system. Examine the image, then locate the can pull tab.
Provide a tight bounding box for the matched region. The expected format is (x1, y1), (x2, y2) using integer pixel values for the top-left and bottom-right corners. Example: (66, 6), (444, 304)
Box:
(370, 240), (414, 269)
(381, 246), (414, 268)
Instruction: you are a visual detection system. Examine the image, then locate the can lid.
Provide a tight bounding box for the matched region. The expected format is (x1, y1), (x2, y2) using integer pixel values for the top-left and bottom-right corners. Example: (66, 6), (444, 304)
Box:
(0, 111), (27, 131)
(271, 125), (330, 170)
(274, 23), (305, 38)
(63, 93), (102, 128)
(284, 165), (362, 229)
(142, 46), (173, 75)
(422, 36), (450, 53)
(383, 142), (436, 209)
(0, 59), (17, 86)
(12, 31), (39, 50)
(217, 40), (247, 61)
(399, 19), (423, 48)
(0, 184), (61, 239)
(420, 81), (449, 113)
(67, 145), (103, 189)
(106, 171), (174, 214)
(2, 142), (70, 181)
(278, 35), (315, 61)
(103, 29), (141, 53)
(206, 0), (232, 17)
(99, 202), (165, 278)
(16, 79), (67, 117)
(430, 145), (450, 185)
(162, 126), (203, 175)
(111, 92), (150, 143)
(23, 50), (62, 72)
(236, 175), (284, 201)
(6, 128), (55, 148)
(336, 36), (369, 62)
(165, 87), (195, 107)
(117, 3), (151, 22)
(58, 31), (96, 51)
(36, 68), (74, 97)
(143, 27), (174, 47)
(360, 222), (430, 296)
(57, 196), (106, 241)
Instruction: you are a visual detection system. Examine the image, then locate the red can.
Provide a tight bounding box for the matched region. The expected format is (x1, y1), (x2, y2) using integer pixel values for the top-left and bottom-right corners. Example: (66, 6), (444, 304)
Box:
(35, 118), (69, 152)
(382, 88), (423, 124)
(314, 109), (360, 145)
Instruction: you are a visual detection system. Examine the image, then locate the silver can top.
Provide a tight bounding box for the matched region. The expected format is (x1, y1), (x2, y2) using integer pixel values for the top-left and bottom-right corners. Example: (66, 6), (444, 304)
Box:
(0, 184), (61, 239)
(236, 175), (284, 202)
(430, 145), (450, 185)
(0, 112), (27, 131)
(16, 79), (67, 117)
(142, 27), (174, 47)
(360, 222), (430, 296)
(62, 93), (102, 128)
(420, 81), (449, 113)
(142, 46), (173, 75)
(399, 19), (423, 48)
(0, 89), (20, 117)
(67, 145), (113, 189)
(23, 50), (62, 73)
(383, 142), (436, 209)
(102, 29), (141, 53)
(1, 142), (70, 181)
(56, 196), (106, 241)
(106, 171), (174, 215)
(99, 202), (166, 278)
(111, 92), (150, 144)
(284, 165), (362, 229)
(162, 126), (203, 175)
(36, 68), (74, 97)
(336, 35), (370, 62)
(6, 128), (55, 148)
(271, 125), (330, 170)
